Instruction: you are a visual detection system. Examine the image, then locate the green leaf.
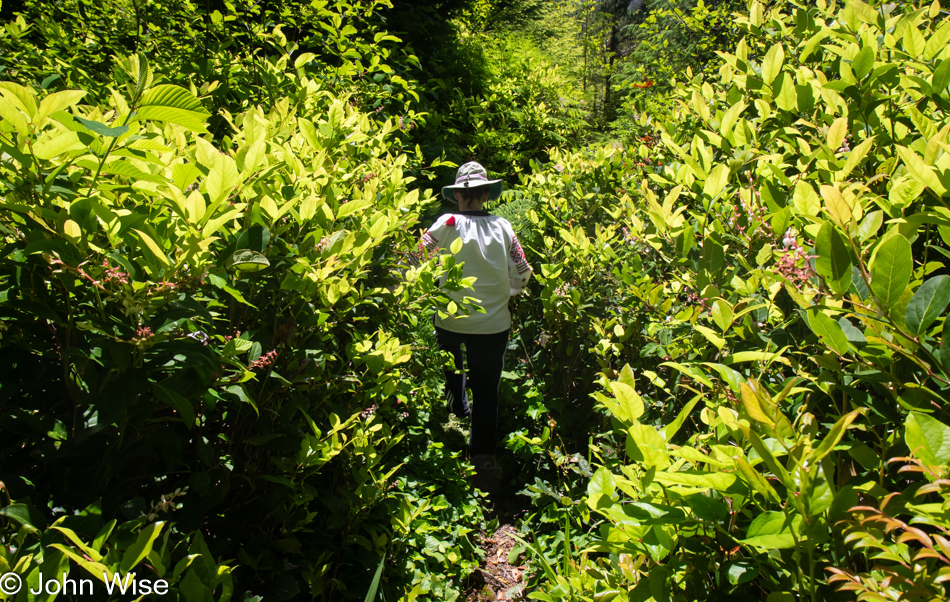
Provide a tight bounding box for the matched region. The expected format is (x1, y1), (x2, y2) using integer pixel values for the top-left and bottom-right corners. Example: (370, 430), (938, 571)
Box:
(906, 275), (950, 336)
(741, 512), (801, 549)
(51, 525), (104, 562)
(74, 115), (129, 138)
(132, 228), (170, 267)
(0, 95), (28, 136)
(740, 381), (773, 426)
(592, 591), (621, 602)
(205, 153), (239, 210)
(906, 412), (950, 466)
(154, 383), (196, 428)
(813, 409), (864, 462)
(120, 521), (164, 573)
(889, 176), (925, 210)
(35, 90), (86, 126)
(727, 562), (758, 585)
(710, 299), (734, 331)
(133, 85), (210, 132)
(685, 494), (729, 521)
(34, 131), (85, 161)
(587, 467), (616, 510)
(102, 159), (165, 183)
(0, 502), (46, 530)
(664, 396), (701, 441)
(229, 249), (270, 272)
(852, 45), (875, 79)
(363, 554), (385, 602)
(651, 470), (738, 492)
(337, 197), (373, 219)
(870, 235), (913, 309)
(815, 222), (852, 295)
(838, 317), (867, 343)
(827, 117), (848, 151)
(719, 100), (746, 141)
(0, 82), (36, 117)
(695, 324), (725, 349)
(762, 43), (785, 84)
(807, 310), (850, 356)
(202, 208), (241, 238)
(609, 381), (644, 421)
(774, 73), (798, 112)
(735, 456), (781, 504)
(933, 58), (950, 92)
(626, 425), (669, 469)
(941, 318), (950, 370)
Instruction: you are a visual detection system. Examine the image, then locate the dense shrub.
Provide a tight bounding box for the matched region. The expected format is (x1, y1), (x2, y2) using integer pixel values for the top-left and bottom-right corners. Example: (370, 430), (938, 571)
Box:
(500, 1), (950, 600)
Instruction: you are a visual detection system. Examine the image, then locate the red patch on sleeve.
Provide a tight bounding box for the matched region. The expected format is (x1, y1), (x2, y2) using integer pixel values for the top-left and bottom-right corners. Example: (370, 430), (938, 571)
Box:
(445, 216), (457, 226)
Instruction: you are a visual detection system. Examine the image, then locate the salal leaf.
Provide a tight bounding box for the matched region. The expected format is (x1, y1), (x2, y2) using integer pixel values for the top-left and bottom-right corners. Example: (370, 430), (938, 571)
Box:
(154, 384), (196, 428)
(132, 228), (170, 267)
(807, 310), (850, 356)
(815, 221), (852, 295)
(813, 409), (865, 462)
(741, 512), (801, 549)
(933, 58), (950, 92)
(827, 117), (848, 151)
(905, 412), (950, 467)
(762, 43), (785, 84)
(906, 275), (950, 336)
(133, 84), (210, 132)
(852, 45), (875, 79)
(870, 235), (913, 309)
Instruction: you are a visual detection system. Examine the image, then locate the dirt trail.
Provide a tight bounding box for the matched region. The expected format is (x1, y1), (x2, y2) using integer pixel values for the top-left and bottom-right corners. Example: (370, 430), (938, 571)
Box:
(465, 466), (531, 601)
(467, 524), (525, 601)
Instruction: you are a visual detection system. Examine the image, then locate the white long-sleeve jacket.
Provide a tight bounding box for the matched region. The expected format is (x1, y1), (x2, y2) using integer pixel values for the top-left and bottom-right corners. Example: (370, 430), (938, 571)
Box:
(419, 211), (532, 334)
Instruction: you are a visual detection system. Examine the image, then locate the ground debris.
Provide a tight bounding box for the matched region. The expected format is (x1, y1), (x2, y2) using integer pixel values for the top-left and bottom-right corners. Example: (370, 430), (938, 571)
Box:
(466, 524), (526, 601)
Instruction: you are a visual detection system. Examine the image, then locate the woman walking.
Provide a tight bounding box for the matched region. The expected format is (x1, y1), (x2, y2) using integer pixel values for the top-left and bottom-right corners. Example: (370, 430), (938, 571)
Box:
(417, 162), (532, 467)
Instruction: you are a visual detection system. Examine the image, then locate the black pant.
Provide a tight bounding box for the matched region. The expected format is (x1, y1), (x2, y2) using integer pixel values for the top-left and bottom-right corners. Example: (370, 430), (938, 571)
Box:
(435, 326), (509, 456)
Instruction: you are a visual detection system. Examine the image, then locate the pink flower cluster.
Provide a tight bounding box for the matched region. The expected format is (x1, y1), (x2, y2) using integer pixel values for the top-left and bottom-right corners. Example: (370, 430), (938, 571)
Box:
(134, 326), (153, 341)
(727, 199), (769, 236)
(102, 260), (129, 285)
(686, 289), (710, 310)
(360, 404), (377, 419)
(248, 349), (278, 370)
(775, 232), (816, 288)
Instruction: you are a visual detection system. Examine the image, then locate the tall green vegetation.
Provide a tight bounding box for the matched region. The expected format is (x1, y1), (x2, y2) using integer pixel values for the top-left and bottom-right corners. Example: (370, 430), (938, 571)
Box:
(8, 0), (950, 601)
(0, 2), (486, 601)
(489, 0), (950, 600)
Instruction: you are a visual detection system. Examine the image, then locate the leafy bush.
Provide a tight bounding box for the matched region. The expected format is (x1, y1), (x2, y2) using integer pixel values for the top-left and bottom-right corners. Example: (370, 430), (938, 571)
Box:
(0, 44), (480, 599)
(497, 0), (950, 600)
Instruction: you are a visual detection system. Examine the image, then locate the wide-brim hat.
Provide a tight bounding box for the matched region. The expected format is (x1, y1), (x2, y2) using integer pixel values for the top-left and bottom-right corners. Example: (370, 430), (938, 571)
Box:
(441, 161), (503, 203)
